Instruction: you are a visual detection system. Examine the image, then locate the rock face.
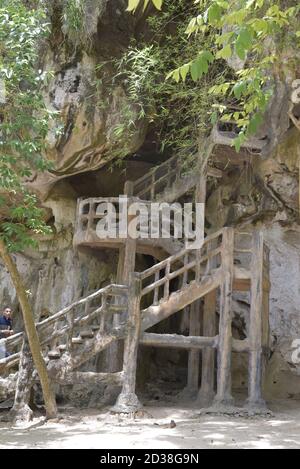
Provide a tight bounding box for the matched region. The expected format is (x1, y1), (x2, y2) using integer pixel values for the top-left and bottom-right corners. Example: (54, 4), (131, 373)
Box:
(206, 128), (299, 398)
(0, 1), (299, 404)
(0, 237), (117, 329)
(32, 0), (148, 199)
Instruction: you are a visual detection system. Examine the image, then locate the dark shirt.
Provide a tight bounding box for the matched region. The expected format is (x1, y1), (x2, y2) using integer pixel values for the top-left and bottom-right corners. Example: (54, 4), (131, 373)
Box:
(0, 316), (12, 339)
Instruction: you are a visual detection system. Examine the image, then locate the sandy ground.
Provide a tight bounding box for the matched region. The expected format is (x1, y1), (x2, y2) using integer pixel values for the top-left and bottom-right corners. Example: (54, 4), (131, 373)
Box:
(1, 399), (300, 449)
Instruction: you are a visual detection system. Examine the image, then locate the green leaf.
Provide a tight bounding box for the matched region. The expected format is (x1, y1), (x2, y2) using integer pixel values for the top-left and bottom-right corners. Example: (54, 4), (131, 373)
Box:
(237, 28), (252, 49)
(234, 133), (246, 152)
(251, 19), (268, 34)
(179, 64), (190, 82)
(247, 113), (263, 135)
(173, 68), (180, 83)
(127, 0), (140, 12)
(232, 81), (248, 99)
(208, 4), (221, 23)
(191, 61), (201, 81)
(152, 0), (163, 10)
(235, 42), (246, 60)
(216, 44), (232, 59)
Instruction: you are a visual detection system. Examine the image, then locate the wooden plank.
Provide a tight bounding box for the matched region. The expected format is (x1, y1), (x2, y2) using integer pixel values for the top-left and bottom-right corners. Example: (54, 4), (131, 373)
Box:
(54, 371), (124, 387)
(247, 230), (266, 409)
(140, 333), (218, 349)
(214, 228), (234, 406)
(187, 300), (201, 394)
(198, 289), (217, 407)
(232, 338), (249, 353)
(141, 270), (223, 331)
(114, 274), (142, 412)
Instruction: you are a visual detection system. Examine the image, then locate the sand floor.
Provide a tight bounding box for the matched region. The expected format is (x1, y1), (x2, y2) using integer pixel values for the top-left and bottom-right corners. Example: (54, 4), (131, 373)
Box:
(0, 399), (300, 449)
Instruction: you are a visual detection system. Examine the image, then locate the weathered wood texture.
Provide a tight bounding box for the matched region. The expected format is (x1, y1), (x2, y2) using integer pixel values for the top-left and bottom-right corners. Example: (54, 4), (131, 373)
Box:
(140, 333), (218, 349)
(114, 274), (142, 412)
(198, 289), (217, 406)
(214, 228), (235, 406)
(247, 230), (266, 409)
(187, 301), (202, 394)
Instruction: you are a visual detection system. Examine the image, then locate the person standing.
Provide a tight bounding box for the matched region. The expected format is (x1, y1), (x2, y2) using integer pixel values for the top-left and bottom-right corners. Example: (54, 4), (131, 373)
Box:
(0, 307), (14, 338)
(0, 307), (14, 359)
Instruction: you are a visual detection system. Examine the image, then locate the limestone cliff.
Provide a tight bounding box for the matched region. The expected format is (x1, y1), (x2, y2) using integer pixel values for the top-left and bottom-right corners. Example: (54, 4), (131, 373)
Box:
(0, 0), (299, 402)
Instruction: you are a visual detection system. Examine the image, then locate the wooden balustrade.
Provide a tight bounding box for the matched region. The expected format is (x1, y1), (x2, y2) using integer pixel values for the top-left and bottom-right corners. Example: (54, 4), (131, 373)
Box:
(138, 228), (226, 309)
(0, 284), (128, 371)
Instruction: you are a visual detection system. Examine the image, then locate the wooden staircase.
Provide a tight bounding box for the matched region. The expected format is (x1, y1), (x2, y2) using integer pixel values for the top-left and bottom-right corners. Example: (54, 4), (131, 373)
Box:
(0, 144), (270, 412)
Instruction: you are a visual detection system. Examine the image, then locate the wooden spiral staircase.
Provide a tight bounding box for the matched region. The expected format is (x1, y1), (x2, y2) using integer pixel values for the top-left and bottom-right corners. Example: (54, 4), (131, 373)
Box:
(0, 139), (271, 413)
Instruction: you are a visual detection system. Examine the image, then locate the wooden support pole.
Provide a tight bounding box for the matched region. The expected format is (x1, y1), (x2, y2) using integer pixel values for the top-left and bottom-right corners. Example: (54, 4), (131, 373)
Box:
(186, 300), (201, 397)
(246, 230), (266, 410)
(113, 273), (142, 413)
(214, 228), (234, 407)
(140, 333), (218, 349)
(105, 181), (136, 375)
(122, 186), (137, 286)
(103, 246), (126, 374)
(197, 289), (217, 407)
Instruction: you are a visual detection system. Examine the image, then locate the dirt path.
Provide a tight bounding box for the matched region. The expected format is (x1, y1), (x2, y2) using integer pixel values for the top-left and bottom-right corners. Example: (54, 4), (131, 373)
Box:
(0, 399), (300, 449)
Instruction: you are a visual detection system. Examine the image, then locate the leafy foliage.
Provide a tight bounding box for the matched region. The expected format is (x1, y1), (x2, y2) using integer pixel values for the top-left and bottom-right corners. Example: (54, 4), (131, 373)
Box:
(127, 0), (163, 12)
(0, 0), (52, 251)
(112, 0), (231, 161)
(128, 0), (300, 150)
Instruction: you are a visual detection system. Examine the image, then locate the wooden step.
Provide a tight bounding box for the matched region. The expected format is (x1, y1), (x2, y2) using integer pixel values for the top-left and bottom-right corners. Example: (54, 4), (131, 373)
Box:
(58, 344), (67, 352)
(80, 330), (94, 339)
(48, 350), (61, 360)
(72, 337), (84, 345)
(234, 266), (251, 279)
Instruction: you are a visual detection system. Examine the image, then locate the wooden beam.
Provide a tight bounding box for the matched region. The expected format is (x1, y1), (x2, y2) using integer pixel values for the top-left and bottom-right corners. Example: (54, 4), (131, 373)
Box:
(141, 270), (223, 331)
(140, 333), (218, 349)
(214, 228), (234, 407)
(104, 246), (126, 374)
(246, 230), (266, 409)
(54, 371), (124, 387)
(198, 290), (217, 407)
(114, 274), (142, 413)
(187, 300), (202, 395)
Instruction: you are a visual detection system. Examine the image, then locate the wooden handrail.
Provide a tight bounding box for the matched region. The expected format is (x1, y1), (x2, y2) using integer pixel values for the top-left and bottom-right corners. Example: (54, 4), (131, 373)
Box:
(138, 228), (226, 281)
(0, 284), (128, 370)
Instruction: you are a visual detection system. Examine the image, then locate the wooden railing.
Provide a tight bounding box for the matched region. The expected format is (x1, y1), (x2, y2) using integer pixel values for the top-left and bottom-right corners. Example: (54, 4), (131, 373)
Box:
(131, 154), (183, 201)
(75, 197), (124, 240)
(130, 152), (222, 202)
(75, 197), (188, 246)
(138, 228), (228, 309)
(0, 284), (128, 371)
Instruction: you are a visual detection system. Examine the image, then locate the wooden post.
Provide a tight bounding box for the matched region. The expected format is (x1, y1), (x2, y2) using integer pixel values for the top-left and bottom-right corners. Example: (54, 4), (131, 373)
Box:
(123, 181), (137, 286)
(214, 227), (234, 407)
(113, 273), (142, 412)
(262, 246), (271, 353)
(105, 246), (126, 373)
(104, 181), (136, 374)
(246, 230), (266, 409)
(197, 289), (217, 407)
(184, 300), (201, 397)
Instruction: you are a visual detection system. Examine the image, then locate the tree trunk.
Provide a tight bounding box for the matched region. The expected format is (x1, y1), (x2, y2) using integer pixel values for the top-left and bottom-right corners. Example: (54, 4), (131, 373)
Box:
(0, 239), (57, 419)
(10, 338), (34, 423)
